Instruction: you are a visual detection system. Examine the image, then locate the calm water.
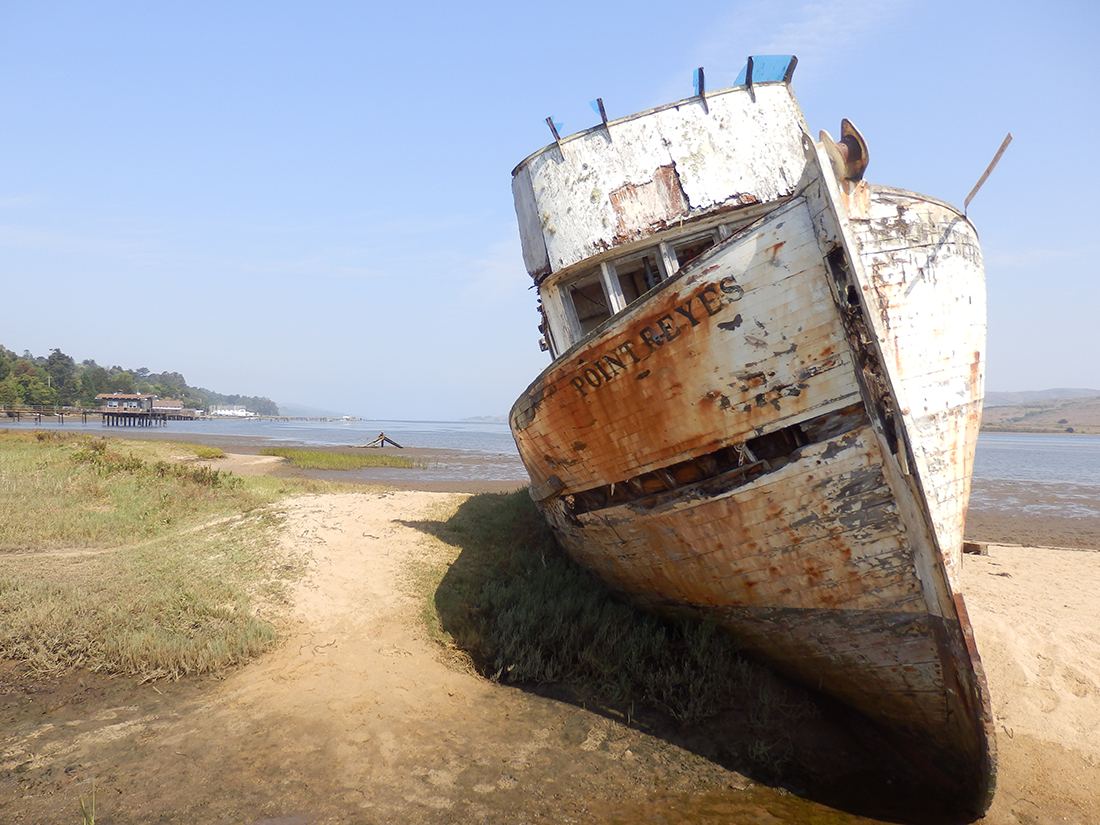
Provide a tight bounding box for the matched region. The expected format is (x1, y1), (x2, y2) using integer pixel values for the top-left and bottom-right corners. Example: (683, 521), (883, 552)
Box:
(0, 416), (519, 454)
(4, 417), (1098, 515)
(973, 432), (1100, 485)
(970, 432), (1100, 518)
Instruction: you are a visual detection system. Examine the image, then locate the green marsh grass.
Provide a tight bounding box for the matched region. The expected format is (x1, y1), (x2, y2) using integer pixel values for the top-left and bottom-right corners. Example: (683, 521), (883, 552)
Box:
(416, 490), (822, 780)
(0, 430), (334, 679)
(80, 783), (95, 825)
(422, 490), (772, 723)
(259, 447), (424, 470)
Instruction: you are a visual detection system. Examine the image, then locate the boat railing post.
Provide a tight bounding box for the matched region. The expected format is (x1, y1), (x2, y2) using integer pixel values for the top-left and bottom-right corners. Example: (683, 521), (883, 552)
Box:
(693, 67), (708, 114)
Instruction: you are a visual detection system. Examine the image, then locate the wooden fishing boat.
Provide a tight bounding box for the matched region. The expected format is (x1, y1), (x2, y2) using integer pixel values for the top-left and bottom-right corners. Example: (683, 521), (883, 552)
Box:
(508, 56), (995, 816)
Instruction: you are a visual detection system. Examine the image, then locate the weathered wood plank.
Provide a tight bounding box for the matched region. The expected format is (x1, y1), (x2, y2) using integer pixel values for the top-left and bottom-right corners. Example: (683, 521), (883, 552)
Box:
(841, 186), (986, 583)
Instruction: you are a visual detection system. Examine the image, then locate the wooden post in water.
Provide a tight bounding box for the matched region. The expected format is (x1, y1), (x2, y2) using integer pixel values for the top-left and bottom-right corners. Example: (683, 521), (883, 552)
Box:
(365, 432), (403, 449)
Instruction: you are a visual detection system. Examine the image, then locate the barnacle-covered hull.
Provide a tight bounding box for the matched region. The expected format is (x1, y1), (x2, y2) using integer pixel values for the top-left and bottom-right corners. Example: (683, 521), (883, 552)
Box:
(508, 58), (994, 818)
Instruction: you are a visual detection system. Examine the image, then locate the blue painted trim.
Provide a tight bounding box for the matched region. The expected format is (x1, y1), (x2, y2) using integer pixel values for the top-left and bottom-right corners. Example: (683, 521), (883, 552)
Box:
(734, 55), (797, 86)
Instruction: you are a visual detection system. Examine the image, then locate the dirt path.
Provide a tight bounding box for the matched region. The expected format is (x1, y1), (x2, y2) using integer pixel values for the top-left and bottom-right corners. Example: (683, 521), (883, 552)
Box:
(0, 492), (766, 824)
(2, 492), (1099, 824)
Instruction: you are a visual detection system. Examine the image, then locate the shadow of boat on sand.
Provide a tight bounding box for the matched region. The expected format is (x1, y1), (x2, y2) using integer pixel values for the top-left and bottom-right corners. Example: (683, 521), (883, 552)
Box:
(404, 490), (988, 825)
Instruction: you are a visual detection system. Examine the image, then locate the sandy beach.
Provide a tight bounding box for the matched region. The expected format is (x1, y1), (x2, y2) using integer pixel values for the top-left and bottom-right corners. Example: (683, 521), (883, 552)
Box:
(1, 435), (1098, 824)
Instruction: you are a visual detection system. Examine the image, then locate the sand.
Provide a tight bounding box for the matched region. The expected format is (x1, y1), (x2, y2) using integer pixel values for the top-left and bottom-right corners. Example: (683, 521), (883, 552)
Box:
(1, 439), (1098, 823)
(961, 545), (1100, 824)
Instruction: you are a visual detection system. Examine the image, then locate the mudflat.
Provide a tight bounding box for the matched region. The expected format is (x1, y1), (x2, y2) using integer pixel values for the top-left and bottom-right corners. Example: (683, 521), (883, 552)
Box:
(1, 446), (1097, 824)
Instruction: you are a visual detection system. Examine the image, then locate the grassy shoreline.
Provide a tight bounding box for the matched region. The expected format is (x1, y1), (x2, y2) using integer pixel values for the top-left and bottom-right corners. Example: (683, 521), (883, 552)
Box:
(0, 430), (812, 749)
(0, 430), (334, 679)
(1, 432), (1006, 807)
(980, 425), (1100, 435)
(258, 446), (425, 470)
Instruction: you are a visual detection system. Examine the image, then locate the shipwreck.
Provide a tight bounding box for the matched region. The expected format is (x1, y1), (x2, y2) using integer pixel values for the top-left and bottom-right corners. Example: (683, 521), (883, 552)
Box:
(508, 56), (995, 817)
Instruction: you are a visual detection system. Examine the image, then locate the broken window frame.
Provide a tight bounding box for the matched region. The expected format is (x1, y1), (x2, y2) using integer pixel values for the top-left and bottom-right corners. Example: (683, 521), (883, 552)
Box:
(669, 229), (721, 271)
(563, 268), (613, 338)
(608, 246), (667, 310)
(538, 223), (734, 357)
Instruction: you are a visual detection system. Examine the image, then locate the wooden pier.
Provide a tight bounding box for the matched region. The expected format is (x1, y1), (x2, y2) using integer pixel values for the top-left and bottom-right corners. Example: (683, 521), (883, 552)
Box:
(101, 411), (168, 427)
(2, 408), (96, 425)
(3, 408), (352, 426)
(1, 408), (166, 426)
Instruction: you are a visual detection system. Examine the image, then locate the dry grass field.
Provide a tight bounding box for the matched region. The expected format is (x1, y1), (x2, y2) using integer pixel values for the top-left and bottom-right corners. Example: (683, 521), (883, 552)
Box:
(982, 394), (1100, 434)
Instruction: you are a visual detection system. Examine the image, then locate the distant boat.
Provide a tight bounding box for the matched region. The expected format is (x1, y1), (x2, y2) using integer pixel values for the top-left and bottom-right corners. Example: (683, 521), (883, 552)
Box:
(508, 56), (994, 817)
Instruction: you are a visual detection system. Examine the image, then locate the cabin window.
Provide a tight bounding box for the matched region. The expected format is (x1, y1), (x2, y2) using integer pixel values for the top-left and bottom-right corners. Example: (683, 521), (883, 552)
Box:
(540, 231), (728, 353)
(673, 234), (716, 269)
(612, 251), (663, 306)
(567, 275), (612, 335)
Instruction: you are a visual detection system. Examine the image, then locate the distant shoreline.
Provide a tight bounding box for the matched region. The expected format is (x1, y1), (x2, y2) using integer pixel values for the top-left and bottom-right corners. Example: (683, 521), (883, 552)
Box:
(980, 425), (1098, 435)
(981, 393), (1100, 435)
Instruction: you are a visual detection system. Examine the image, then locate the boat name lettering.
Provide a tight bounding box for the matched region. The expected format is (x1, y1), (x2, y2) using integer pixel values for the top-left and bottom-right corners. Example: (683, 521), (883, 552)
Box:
(569, 278), (743, 397)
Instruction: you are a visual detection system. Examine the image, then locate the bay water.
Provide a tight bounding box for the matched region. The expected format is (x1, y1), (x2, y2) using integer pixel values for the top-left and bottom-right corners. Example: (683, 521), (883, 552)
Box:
(971, 431), (1100, 519)
(4, 418), (1097, 517)
(0, 416), (517, 453)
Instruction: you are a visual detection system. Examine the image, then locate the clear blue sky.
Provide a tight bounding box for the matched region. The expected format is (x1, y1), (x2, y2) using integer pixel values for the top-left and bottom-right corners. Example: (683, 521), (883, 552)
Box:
(2, 1), (1096, 418)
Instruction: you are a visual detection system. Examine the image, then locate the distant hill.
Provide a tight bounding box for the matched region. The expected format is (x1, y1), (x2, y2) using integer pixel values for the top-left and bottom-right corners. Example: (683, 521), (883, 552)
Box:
(465, 415), (508, 424)
(1, 343), (279, 414)
(984, 388), (1100, 407)
(982, 391), (1100, 435)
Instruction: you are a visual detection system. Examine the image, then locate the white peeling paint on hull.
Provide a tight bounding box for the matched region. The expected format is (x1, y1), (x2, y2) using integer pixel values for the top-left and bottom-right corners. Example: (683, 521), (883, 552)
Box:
(846, 187), (986, 584)
(509, 60), (994, 817)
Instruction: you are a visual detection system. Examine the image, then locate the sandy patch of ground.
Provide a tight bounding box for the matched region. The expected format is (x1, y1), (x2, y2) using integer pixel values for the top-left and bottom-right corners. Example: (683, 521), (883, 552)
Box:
(1, 491), (1098, 824)
(962, 544), (1100, 824)
(209, 452), (286, 476)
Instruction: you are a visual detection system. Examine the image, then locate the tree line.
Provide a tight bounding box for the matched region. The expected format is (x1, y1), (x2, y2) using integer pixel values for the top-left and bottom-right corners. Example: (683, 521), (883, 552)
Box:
(0, 345), (280, 416)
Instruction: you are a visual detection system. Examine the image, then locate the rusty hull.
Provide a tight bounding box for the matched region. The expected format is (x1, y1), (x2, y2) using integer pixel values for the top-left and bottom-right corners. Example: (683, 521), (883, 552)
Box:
(509, 67), (994, 818)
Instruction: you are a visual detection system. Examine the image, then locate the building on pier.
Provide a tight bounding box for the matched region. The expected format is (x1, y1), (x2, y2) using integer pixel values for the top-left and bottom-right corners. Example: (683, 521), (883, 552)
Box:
(96, 392), (165, 427)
